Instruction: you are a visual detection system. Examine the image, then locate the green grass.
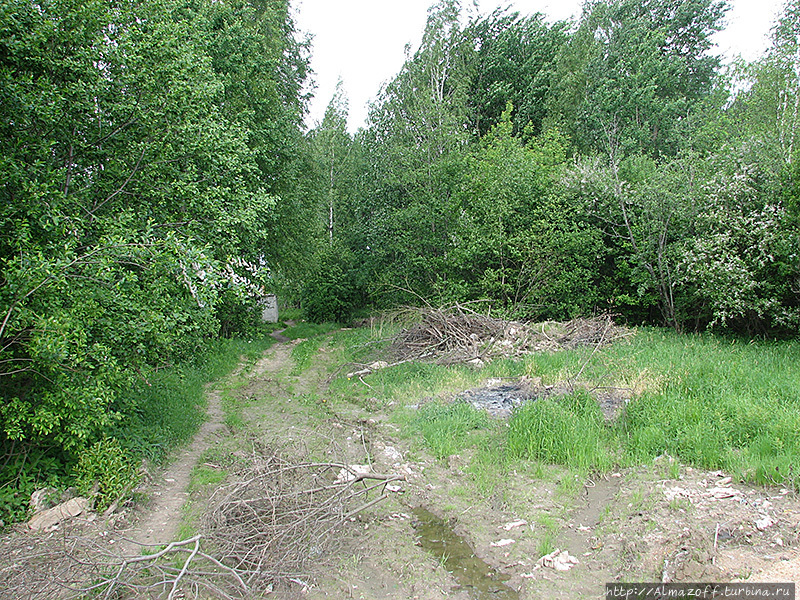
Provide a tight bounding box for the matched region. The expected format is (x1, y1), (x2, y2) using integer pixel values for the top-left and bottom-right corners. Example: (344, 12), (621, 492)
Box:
(612, 330), (800, 486)
(281, 321), (339, 340)
(516, 329), (800, 487)
(325, 324), (800, 490)
(534, 512), (560, 557)
(507, 389), (612, 472)
(466, 436), (509, 497)
(291, 337), (323, 375)
(407, 401), (490, 460)
(113, 337), (274, 463)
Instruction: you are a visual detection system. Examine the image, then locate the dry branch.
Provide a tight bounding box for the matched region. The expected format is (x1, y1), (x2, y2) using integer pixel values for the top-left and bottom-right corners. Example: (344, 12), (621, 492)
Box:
(1, 444), (401, 599)
(386, 305), (631, 366)
(202, 444), (402, 593)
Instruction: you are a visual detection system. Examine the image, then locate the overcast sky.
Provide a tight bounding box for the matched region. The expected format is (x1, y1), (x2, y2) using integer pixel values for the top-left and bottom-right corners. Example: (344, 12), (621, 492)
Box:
(293, 0), (786, 132)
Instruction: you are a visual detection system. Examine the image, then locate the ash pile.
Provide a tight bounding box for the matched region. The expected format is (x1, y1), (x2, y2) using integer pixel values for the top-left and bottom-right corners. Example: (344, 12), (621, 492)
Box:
(457, 381), (537, 418)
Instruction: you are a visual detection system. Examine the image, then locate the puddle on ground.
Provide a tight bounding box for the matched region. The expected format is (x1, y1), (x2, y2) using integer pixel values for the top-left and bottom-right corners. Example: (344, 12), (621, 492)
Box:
(412, 507), (519, 600)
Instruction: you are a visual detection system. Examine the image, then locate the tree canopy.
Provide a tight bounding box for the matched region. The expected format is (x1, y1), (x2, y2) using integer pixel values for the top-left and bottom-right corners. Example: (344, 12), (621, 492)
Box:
(1, 0), (311, 466)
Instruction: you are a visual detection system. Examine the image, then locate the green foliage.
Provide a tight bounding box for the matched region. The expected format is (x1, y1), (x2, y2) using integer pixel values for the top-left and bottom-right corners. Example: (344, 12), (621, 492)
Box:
(551, 0), (726, 157)
(678, 164), (799, 333)
(301, 244), (364, 323)
(215, 291), (265, 339)
(0, 0), (310, 493)
(113, 337), (273, 463)
(452, 111), (602, 317)
(410, 401), (490, 460)
(75, 438), (139, 513)
(507, 390), (612, 472)
(466, 9), (568, 137)
(308, 79), (356, 246)
(0, 447), (68, 527)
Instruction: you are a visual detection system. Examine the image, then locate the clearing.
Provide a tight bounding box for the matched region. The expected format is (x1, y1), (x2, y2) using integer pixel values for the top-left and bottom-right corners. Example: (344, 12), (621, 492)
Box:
(2, 315), (799, 599)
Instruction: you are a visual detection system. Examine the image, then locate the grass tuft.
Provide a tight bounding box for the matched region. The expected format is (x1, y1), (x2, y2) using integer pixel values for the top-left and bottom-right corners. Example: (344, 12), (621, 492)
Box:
(507, 389), (612, 473)
(409, 401), (490, 460)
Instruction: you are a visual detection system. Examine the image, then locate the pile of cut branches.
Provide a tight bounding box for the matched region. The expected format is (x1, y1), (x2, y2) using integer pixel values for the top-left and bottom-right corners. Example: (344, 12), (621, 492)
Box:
(555, 314), (627, 349)
(0, 526), (247, 600)
(387, 303), (511, 364)
(1, 443), (401, 599)
(201, 442), (402, 593)
(386, 305), (631, 365)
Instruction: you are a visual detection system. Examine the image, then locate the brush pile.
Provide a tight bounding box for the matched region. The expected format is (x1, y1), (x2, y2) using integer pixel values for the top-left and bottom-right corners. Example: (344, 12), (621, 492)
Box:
(1, 444), (401, 599)
(387, 305), (630, 365)
(201, 442), (402, 594)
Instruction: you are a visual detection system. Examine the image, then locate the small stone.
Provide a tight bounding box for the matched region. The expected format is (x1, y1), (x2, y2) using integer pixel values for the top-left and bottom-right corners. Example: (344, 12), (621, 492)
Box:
(28, 497), (90, 531)
(664, 486), (690, 501)
(709, 487), (739, 499)
(490, 539), (515, 547)
(502, 519), (527, 531)
(755, 515), (775, 531)
(383, 446), (403, 464)
(538, 548), (579, 571)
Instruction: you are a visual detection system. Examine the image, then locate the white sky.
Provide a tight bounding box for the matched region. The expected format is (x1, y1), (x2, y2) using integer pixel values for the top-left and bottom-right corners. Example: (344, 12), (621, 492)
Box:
(293, 0), (786, 132)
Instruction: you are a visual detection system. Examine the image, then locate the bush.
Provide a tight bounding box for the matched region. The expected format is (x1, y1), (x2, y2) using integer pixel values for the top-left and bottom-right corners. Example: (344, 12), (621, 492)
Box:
(301, 244), (363, 323)
(75, 438), (140, 512)
(215, 289), (264, 338)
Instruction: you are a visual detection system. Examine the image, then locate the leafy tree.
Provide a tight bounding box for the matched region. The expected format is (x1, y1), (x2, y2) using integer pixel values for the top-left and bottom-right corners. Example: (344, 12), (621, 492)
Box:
(677, 160), (799, 333)
(551, 0), (727, 158)
(309, 80), (354, 245)
(453, 106), (602, 317)
(466, 9), (568, 138)
(359, 0), (476, 301)
(0, 0), (311, 476)
(568, 151), (712, 329)
(671, 1), (800, 333)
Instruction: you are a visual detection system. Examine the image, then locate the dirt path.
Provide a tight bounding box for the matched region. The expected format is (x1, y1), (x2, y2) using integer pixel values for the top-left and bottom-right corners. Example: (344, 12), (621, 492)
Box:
(118, 385), (227, 553)
(119, 326), (294, 554)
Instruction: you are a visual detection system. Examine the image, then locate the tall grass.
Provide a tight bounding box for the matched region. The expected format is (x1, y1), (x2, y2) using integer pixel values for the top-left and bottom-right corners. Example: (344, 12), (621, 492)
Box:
(281, 321), (339, 340)
(507, 389), (613, 472)
(327, 326), (800, 489)
(615, 330), (800, 485)
(408, 401), (490, 460)
(519, 329), (800, 485)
